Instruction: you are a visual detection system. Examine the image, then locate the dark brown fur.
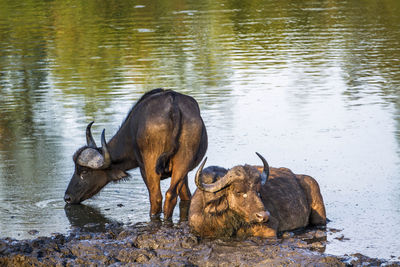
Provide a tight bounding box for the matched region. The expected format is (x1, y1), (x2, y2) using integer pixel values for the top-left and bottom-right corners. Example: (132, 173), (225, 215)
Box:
(189, 163), (326, 238)
(65, 89), (208, 220)
(257, 166), (326, 232)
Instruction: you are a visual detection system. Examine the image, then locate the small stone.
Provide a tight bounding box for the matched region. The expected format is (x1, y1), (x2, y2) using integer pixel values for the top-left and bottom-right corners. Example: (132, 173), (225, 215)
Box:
(314, 230), (327, 239)
(136, 253), (149, 263)
(301, 231), (314, 240)
(28, 230), (39, 235)
(117, 230), (130, 239)
(282, 232), (294, 239)
(295, 240), (309, 248)
(334, 234), (350, 241)
(311, 241), (325, 250)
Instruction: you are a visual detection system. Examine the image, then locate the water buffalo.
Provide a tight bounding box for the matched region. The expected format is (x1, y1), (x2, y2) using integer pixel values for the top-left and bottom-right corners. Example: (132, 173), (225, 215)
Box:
(189, 153), (326, 238)
(64, 89), (208, 220)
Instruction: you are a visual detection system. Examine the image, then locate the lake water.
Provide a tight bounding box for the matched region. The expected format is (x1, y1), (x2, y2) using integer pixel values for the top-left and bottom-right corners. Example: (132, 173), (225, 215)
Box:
(1, 0), (400, 260)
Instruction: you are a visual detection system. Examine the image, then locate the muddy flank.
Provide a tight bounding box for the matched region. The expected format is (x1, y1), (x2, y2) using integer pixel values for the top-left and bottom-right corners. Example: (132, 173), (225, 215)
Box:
(0, 221), (398, 266)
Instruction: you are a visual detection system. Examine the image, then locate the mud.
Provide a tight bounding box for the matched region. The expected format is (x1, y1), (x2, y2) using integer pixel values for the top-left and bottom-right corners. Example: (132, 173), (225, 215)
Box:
(0, 221), (399, 266)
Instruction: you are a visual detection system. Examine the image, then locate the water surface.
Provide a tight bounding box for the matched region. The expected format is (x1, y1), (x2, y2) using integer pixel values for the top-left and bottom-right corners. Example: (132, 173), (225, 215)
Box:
(1, 0), (400, 260)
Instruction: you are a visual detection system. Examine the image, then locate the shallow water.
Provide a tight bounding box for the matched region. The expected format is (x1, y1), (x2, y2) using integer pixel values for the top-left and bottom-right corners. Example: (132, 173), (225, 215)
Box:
(1, 0), (400, 260)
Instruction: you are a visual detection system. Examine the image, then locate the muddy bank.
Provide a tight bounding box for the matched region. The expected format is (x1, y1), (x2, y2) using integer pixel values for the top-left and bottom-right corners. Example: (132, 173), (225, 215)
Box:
(0, 221), (399, 266)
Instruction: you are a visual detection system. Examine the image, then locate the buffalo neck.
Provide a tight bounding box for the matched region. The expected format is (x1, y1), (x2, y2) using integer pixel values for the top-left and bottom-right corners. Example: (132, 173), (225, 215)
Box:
(107, 121), (138, 171)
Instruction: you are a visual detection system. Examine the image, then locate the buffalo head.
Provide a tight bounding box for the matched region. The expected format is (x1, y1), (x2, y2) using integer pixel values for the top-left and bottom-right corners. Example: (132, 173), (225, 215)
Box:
(195, 153), (270, 224)
(64, 122), (128, 204)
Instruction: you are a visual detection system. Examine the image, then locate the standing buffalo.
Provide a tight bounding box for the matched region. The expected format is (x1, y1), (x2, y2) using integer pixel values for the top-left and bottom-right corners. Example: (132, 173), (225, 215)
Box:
(64, 89), (208, 220)
(189, 153), (326, 238)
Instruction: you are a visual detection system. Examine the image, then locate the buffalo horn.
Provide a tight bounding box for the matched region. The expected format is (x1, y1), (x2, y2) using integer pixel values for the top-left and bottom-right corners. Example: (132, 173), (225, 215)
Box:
(77, 148), (105, 169)
(86, 121), (97, 148)
(194, 157), (207, 189)
(100, 129), (111, 169)
(255, 152), (269, 185)
(195, 157), (235, 193)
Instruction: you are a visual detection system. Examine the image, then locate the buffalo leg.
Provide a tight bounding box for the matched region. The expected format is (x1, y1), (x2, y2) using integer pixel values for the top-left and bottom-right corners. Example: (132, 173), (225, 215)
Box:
(296, 175), (327, 226)
(178, 176), (191, 221)
(140, 167), (162, 219)
(163, 181), (179, 220)
(164, 168), (189, 220)
(238, 223), (277, 238)
(237, 217), (278, 238)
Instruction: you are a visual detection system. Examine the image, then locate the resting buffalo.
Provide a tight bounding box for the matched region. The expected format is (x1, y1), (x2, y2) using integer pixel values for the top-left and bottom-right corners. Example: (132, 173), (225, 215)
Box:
(64, 89), (208, 220)
(189, 153), (326, 238)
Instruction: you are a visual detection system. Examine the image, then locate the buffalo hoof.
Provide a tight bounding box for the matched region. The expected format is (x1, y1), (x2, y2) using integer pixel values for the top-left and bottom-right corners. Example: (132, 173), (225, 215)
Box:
(179, 200), (191, 222)
(163, 219), (173, 227)
(150, 214), (161, 222)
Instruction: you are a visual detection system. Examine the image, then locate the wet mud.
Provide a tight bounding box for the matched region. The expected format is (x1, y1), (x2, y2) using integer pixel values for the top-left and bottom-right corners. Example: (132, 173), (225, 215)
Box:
(1, 221), (399, 267)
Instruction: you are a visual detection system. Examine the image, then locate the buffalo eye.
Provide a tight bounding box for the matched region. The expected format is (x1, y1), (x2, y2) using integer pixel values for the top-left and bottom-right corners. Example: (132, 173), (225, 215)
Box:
(80, 170), (88, 179)
(235, 191), (247, 198)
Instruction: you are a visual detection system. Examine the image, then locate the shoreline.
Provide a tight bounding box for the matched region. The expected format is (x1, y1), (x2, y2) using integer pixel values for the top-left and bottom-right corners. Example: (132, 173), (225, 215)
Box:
(1, 221), (399, 266)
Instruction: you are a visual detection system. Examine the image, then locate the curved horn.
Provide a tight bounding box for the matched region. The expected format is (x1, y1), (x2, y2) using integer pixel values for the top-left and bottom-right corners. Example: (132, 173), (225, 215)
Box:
(195, 157), (235, 193)
(86, 121), (97, 148)
(255, 152), (269, 185)
(100, 129), (111, 169)
(195, 157), (208, 189)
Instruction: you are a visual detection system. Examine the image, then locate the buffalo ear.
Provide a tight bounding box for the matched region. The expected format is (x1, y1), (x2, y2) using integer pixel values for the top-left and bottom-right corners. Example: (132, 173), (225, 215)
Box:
(109, 169), (129, 181)
(204, 196), (228, 215)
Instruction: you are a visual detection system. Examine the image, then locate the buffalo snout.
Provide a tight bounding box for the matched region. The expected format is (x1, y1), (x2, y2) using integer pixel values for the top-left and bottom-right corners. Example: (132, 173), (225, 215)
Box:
(64, 193), (79, 204)
(255, 210), (270, 223)
(63, 192), (81, 204)
(64, 194), (72, 203)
